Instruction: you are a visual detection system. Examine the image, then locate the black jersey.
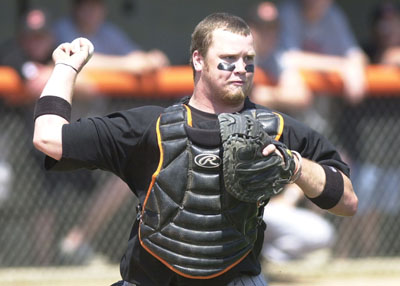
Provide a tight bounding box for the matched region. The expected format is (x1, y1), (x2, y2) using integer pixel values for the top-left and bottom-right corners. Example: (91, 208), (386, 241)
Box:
(46, 98), (349, 286)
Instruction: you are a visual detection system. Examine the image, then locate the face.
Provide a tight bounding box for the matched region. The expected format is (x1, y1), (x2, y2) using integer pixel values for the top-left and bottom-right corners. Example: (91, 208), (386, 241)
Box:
(21, 32), (55, 62)
(302, 0), (332, 21)
(375, 13), (400, 48)
(75, 0), (106, 33)
(251, 24), (279, 58)
(194, 29), (255, 107)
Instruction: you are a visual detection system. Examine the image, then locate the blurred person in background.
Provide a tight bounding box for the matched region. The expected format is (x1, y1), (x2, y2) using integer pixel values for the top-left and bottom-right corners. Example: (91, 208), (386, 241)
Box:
(363, 1), (400, 65)
(246, 1), (336, 267)
(0, 7), (67, 265)
(0, 8), (55, 100)
(246, 1), (312, 115)
(53, 0), (169, 115)
(334, 1), (400, 258)
(268, 0), (370, 143)
(278, 0), (368, 105)
(0, 7), (53, 216)
(59, 173), (133, 264)
(262, 184), (336, 264)
(54, 0), (170, 264)
(248, 0), (369, 140)
(52, 0), (170, 116)
(53, 0), (169, 75)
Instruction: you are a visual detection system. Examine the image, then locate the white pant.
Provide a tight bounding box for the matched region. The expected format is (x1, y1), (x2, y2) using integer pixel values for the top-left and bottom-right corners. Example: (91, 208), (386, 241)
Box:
(122, 273), (268, 286)
(263, 202), (336, 262)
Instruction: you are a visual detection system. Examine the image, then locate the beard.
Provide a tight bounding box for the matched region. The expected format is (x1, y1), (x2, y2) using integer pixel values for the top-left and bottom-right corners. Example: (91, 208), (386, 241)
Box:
(219, 86), (247, 106)
(203, 61), (252, 107)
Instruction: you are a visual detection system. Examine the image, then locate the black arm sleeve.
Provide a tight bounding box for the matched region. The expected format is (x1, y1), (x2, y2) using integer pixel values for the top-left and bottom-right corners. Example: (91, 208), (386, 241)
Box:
(45, 106), (163, 176)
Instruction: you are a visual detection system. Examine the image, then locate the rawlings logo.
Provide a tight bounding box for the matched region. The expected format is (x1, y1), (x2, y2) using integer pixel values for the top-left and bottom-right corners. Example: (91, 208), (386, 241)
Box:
(194, 154), (221, 168)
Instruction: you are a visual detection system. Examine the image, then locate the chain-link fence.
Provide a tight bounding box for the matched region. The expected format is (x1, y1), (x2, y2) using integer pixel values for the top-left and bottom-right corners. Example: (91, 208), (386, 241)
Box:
(0, 96), (178, 267)
(0, 91), (400, 271)
(328, 95), (400, 259)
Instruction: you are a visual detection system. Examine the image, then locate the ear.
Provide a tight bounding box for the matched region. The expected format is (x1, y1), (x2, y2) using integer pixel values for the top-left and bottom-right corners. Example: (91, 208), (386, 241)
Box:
(192, 50), (204, 72)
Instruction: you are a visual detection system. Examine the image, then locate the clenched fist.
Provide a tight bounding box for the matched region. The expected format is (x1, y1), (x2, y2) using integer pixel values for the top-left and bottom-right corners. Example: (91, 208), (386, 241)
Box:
(52, 37), (94, 73)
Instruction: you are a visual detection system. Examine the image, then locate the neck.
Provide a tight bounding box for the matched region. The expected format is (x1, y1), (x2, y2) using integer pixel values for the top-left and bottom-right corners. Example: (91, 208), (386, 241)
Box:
(189, 92), (244, 114)
(78, 25), (97, 36)
(303, 4), (328, 23)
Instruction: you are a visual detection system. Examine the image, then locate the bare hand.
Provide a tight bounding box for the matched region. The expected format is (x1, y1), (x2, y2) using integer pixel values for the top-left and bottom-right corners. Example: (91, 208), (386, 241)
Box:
(342, 52), (368, 105)
(52, 37), (94, 72)
(262, 143), (299, 169)
(342, 65), (366, 104)
(147, 49), (170, 68)
(262, 143), (278, 156)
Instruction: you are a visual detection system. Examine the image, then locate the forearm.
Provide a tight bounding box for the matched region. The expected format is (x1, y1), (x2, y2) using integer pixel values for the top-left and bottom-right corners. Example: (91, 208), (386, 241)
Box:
(86, 50), (169, 74)
(296, 158), (358, 216)
(281, 50), (346, 72)
(33, 38), (94, 161)
(282, 49), (367, 76)
(251, 70), (312, 111)
(340, 50), (368, 103)
(33, 64), (77, 160)
(85, 52), (149, 73)
(40, 63), (78, 102)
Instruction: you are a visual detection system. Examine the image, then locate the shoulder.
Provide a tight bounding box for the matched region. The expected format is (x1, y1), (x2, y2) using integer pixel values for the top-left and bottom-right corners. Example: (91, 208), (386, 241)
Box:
(99, 21), (130, 39)
(52, 17), (78, 43)
(68, 105), (164, 137)
(247, 99), (320, 141)
(122, 105), (165, 115)
(326, 3), (349, 23)
(103, 105), (164, 128)
(278, 0), (300, 17)
(278, 111), (313, 136)
(53, 17), (75, 33)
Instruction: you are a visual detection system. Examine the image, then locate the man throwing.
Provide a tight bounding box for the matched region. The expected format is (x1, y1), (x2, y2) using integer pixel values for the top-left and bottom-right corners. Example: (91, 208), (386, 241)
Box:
(33, 13), (357, 286)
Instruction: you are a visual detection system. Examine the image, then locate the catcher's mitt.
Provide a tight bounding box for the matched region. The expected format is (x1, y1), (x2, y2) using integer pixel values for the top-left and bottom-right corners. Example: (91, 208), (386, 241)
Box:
(218, 113), (297, 203)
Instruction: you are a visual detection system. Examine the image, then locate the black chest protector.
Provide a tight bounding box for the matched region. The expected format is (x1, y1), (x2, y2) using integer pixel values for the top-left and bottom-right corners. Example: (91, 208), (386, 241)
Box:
(138, 104), (283, 279)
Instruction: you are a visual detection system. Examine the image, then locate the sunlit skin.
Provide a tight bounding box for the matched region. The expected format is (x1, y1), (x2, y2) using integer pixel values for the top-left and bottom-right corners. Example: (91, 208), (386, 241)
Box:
(190, 29), (256, 114)
(189, 29), (278, 157)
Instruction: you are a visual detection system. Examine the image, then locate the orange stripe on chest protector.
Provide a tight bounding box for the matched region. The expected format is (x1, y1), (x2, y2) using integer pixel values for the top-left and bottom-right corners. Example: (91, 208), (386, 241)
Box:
(138, 116), (164, 271)
(142, 106), (191, 208)
(141, 117), (163, 209)
(273, 112), (284, 141)
(183, 104), (193, 126)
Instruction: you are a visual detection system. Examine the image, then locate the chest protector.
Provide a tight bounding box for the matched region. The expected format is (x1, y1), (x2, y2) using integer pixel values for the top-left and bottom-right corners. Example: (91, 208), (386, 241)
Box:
(139, 104), (283, 279)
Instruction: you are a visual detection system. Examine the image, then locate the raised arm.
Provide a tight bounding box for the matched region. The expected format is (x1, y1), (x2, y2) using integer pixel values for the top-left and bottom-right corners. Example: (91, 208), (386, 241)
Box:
(33, 38), (94, 160)
(280, 49), (368, 104)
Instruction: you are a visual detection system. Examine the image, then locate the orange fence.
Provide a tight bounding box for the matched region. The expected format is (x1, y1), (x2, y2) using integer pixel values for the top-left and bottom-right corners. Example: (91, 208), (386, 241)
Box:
(1, 65), (400, 104)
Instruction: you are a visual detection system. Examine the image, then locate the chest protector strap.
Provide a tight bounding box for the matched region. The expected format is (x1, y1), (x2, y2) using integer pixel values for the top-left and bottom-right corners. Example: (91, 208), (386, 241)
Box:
(139, 104), (283, 279)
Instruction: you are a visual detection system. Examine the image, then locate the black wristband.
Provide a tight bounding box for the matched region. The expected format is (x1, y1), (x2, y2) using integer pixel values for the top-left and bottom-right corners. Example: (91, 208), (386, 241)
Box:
(34, 96), (72, 122)
(307, 165), (344, 209)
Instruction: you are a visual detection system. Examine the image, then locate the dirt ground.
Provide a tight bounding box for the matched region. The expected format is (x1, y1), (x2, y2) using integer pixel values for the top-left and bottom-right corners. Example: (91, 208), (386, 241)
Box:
(266, 256), (400, 286)
(1, 256), (400, 286)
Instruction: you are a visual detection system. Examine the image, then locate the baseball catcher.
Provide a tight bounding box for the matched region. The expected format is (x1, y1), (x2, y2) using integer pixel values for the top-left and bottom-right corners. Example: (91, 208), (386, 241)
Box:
(33, 11), (357, 286)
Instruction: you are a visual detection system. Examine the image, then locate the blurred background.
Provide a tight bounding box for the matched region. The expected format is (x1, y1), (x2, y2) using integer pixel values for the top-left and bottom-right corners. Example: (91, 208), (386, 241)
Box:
(1, 0), (400, 285)
(0, 0), (385, 64)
